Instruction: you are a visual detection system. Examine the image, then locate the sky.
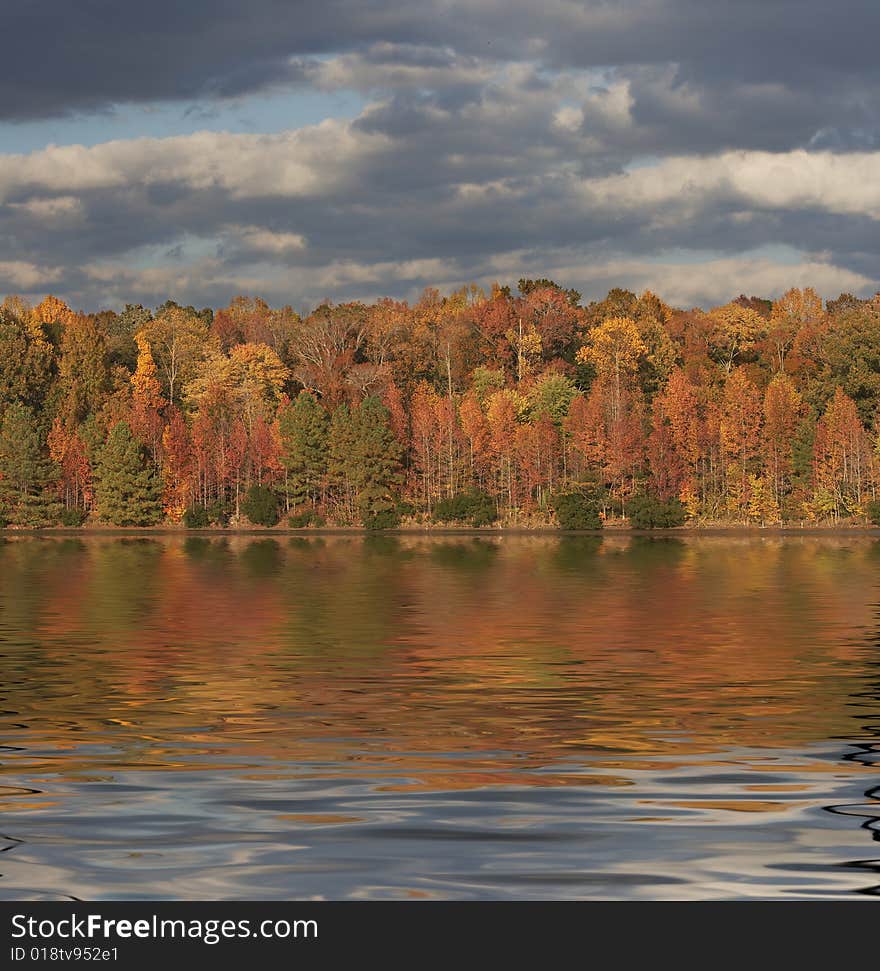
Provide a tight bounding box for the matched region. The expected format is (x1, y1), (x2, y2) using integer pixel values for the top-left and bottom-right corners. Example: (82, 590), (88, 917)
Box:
(1, 0), (879, 313)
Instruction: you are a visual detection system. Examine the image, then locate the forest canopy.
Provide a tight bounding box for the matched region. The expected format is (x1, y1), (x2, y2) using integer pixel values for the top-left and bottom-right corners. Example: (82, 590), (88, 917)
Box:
(1, 281), (879, 529)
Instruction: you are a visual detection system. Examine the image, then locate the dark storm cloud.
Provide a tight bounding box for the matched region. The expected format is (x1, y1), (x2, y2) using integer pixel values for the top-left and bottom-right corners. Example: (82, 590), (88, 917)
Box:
(2, 1), (879, 146)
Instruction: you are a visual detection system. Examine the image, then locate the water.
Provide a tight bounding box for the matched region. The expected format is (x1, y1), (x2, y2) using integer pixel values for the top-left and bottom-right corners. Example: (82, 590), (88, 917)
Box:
(0, 533), (878, 900)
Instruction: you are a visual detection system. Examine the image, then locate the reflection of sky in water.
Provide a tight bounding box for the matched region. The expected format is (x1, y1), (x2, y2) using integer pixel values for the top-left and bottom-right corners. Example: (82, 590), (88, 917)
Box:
(0, 535), (878, 899)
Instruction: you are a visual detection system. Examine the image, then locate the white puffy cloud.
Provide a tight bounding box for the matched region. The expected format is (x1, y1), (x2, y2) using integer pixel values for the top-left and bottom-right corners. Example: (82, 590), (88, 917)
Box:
(580, 150), (880, 219)
(0, 122), (388, 203)
(227, 226), (308, 255)
(0, 260), (64, 291)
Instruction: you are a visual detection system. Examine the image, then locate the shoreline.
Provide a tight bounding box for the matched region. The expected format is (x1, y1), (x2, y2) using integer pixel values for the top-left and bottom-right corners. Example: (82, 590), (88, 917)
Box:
(3, 525), (880, 537)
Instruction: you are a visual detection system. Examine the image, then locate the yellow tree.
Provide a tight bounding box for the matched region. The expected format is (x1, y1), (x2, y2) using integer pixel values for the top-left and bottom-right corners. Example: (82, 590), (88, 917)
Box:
(130, 334), (166, 464)
(576, 316), (646, 423)
(228, 342), (289, 419)
(707, 302), (766, 374)
(161, 408), (192, 522)
(505, 322), (542, 383)
(459, 390), (491, 489)
(138, 305), (214, 406)
(720, 369), (763, 516)
(767, 287), (823, 373)
(633, 290), (679, 395)
(56, 313), (110, 425)
(812, 388), (871, 519)
(747, 474), (781, 526)
(30, 294), (75, 344)
(763, 373), (802, 505)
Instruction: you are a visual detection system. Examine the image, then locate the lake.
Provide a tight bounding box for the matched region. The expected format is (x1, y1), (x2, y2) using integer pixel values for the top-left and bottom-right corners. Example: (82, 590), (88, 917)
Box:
(0, 533), (878, 900)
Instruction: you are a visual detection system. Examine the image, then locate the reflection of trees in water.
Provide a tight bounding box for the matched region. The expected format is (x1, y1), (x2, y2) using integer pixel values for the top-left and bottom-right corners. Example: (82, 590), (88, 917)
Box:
(826, 639), (880, 896)
(2, 534), (880, 791)
(3, 533), (880, 900)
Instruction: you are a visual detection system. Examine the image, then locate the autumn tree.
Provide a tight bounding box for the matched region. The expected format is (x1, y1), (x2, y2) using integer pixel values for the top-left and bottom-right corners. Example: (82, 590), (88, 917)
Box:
(647, 396), (687, 502)
(815, 296), (880, 424)
(518, 286), (584, 364)
(652, 369), (708, 512)
(767, 287), (823, 373)
(574, 318), (647, 506)
(293, 302), (371, 405)
(54, 314), (110, 425)
(48, 418), (92, 515)
(747, 474), (781, 526)
(212, 295), (271, 351)
(161, 407), (193, 521)
(763, 373), (802, 507)
(487, 390), (521, 512)
(720, 369), (763, 516)
(472, 286), (517, 376)
(30, 295), (75, 344)
(576, 316), (646, 423)
(706, 302), (765, 374)
(459, 391), (492, 489)
(410, 382), (444, 507)
(633, 292), (679, 399)
(583, 288), (637, 329)
(564, 391), (606, 484)
(138, 304), (213, 406)
(4, 276), (880, 530)
(130, 334), (166, 465)
(811, 388), (871, 520)
(516, 411), (561, 508)
(0, 307), (54, 413)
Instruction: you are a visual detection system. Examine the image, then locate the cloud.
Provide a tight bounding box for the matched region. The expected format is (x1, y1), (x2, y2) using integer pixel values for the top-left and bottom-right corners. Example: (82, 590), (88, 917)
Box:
(2, 105), (880, 311)
(0, 123), (388, 203)
(1, 3), (880, 310)
(1, 1), (878, 153)
(0, 260), (63, 292)
(580, 150), (880, 219)
(304, 43), (495, 93)
(520, 252), (874, 309)
(6, 195), (83, 219)
(227, 226), (308, 255)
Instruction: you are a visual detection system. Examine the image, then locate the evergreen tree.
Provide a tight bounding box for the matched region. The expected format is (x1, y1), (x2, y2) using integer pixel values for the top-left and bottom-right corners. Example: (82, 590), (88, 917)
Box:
(327, 403), (357, 523)
(94, 422), (163, 526)
(0, 403), (60, 526)
(349, 396), (403, 526)
(241, 483), (280, 526)
(279, 390), (329, 511)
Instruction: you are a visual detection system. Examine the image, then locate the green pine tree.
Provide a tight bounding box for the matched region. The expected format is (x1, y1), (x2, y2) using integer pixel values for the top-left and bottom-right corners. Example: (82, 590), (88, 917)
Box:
(327, 403), (357, 523)
(0, 402), (61, 527)
(279, 390), (329, 511)
(349, 396), (403, 527)
(94, 422), (163, 526)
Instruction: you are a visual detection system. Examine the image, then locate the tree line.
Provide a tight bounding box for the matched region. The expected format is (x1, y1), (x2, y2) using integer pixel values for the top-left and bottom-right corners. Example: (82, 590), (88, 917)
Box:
(1, 282), (880, 529)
